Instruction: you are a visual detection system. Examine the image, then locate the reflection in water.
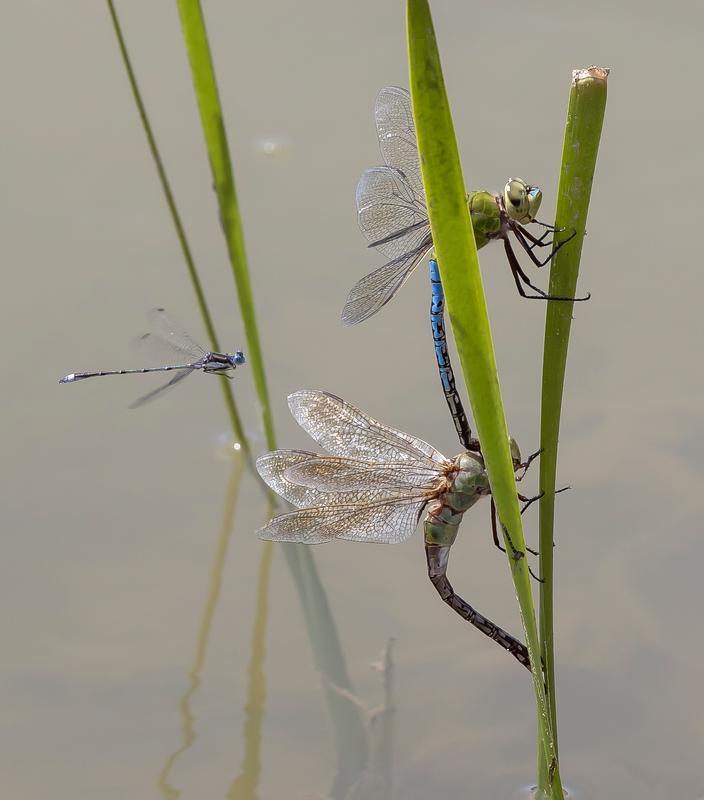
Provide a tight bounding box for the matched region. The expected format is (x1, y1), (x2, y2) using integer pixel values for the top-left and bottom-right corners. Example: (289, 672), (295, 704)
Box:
(512, 786), (574, 800)
(226, 542), (273, 799)
(341, 639), (395, 800)
(277, 544), (369, 798)
(308, 640), (397, 800)
(157, 454), (247, 799)
(103, 7), (369, 796)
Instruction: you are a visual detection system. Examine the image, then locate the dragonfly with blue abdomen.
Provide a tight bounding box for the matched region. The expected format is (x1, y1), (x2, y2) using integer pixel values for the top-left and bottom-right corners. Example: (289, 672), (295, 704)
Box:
(257, 389), (542, 671)
(428, 256), (475, 450)
(59, 307), (245, 408)
(343, 86), (588, 327)
(344, 86), (589, 451)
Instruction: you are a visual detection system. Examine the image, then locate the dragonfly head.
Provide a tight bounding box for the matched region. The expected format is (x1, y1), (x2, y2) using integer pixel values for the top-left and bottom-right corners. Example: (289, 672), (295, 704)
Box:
(509, 436), (522, 470)
(503, 178), (542, 224)
(229, 351), (246, 367)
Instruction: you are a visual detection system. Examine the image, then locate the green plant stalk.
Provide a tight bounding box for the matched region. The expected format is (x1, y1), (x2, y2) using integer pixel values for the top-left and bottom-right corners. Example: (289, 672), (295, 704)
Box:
(108, 3), (367, 791)
(537, 66), (608, 794)
(406, 1), (560, 792)
(172, 5), (369, 789)
(175, 0), (275, 451)
(105, 0), (250, 460)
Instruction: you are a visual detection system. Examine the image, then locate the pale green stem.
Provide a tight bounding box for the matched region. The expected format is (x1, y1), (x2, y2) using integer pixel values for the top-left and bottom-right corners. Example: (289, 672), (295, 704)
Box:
(537, 66), (609, 795)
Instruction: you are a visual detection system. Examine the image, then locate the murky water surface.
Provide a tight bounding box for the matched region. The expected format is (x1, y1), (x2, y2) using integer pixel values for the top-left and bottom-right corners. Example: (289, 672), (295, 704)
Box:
(3, 1), (703, 797)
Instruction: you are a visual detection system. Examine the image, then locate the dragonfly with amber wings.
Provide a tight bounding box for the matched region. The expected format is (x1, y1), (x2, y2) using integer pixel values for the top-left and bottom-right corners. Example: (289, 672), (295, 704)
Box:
(257, 389), (542, 671)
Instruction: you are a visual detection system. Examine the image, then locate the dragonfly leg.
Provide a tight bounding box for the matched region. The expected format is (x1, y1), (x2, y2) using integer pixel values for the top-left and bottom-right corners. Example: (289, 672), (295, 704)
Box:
(491, 499), (543, 580)
(521, 487), (570, 550)
(516, 447), (543, 481)
(518, 493), (543, 556)
(490, 497), (505, 552)
(516, 226), (553, 250)
(520, 486), (571, 506)
(503, 238), (550, 299)
(518, 490), (543, 513)
(513, 224), (577, 268)
(425, 543), (532, 672)
(514, 222), (575, 253)
(530, 218), (573, 233)
(502, 237), (591, 303)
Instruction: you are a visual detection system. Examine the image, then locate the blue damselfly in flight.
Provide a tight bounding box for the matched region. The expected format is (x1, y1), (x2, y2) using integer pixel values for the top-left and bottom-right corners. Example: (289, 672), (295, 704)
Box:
(59, 308), (245, 408)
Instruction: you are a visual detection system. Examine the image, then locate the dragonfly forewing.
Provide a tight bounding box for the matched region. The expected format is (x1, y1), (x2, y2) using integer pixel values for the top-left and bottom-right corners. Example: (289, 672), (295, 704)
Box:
(374, 86), (424, 199)
(287, 390), (448, 466)
(343, 86), (435, 326)
(283, 455), (442, 494)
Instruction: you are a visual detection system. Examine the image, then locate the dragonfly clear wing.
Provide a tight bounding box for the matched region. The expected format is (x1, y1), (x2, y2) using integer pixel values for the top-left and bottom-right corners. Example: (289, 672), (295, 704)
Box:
(375, 86), (423, 200)
(257, 450), (440, 509)
(136, 308), (207, 362)
(285, 455), (441, 492)
(257, 496), (427, 545)
(287, 390), (448, 466)
(356, 166), (429, 260)
(128, 368), (194, 409)
(342, 239), (433, 326)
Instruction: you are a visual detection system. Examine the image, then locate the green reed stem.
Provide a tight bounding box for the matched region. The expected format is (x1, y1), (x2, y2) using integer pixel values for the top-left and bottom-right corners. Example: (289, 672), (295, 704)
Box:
(105, 0), (249, 462)
(536, 66), (608, 796)
(170, 5), (370, 790)
(406, 2), (562, 793)
(107, 3), (373, 790)
(174, 0), (275, 451)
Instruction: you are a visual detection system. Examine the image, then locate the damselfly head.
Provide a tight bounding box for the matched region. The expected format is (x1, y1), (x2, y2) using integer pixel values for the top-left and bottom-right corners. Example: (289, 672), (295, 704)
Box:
(229, 351), (246, 367)
(503, 178), (542, 224)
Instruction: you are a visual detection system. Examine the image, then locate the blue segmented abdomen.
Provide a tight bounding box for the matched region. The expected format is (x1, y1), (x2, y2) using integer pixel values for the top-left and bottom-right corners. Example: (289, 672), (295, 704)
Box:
(428, 259), (472, 451)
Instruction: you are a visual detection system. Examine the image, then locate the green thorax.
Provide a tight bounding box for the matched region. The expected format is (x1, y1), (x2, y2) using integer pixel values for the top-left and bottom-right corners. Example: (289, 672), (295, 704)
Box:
(467, 190), (502, 249)
(423, 452), (490, 547)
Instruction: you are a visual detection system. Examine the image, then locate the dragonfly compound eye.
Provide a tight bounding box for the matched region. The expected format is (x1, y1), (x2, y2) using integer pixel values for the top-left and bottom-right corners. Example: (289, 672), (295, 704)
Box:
(525, 185), (542, 222)
(231, 351), (246, 366)
(503, 178), (541, 224)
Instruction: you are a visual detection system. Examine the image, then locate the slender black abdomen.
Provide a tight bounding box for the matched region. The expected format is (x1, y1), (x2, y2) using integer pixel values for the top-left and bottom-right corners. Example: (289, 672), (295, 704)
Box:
(425, 543), (532, 671)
